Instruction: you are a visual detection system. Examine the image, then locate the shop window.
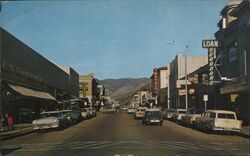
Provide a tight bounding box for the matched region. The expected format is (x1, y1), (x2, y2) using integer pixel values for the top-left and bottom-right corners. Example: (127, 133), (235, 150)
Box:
(228, 41), (238, 62)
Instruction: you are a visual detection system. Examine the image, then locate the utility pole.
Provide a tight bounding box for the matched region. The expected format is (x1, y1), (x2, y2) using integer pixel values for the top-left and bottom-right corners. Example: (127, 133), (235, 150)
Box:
(185, 54), (188, 110)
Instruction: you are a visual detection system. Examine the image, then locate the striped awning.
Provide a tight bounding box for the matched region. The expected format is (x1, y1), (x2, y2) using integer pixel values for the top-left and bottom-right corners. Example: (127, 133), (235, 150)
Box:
(8, 84), (56, 101)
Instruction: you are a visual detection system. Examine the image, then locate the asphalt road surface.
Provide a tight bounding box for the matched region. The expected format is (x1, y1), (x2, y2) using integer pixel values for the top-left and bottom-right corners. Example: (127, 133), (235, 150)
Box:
(1, 112), (249, 156)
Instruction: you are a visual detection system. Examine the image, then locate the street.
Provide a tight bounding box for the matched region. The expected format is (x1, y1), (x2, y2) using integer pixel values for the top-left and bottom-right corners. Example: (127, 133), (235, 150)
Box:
(1, 112), (249, 156)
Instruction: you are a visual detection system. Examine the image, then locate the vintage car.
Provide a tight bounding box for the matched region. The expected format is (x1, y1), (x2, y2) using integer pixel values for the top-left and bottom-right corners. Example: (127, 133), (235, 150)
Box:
(142, 109), (163, 125)
(195, 110), (242, 132)
(82, 108), (93, 118)
(171, 109), (187, 122)
(127, 108), (135, 114)
(60, 110), (82, 125)
(100, 107), (115, 114)
(32, 111), (69, 130)
(181, 108), (204, 126)
(162, 109), (176, 120)
(81, 109), (88, 119)
(134, 107), (147, 119)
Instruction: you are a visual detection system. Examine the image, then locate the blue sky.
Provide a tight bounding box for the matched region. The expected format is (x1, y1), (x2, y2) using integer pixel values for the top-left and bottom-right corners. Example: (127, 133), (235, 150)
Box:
(0, 0), (229, 80)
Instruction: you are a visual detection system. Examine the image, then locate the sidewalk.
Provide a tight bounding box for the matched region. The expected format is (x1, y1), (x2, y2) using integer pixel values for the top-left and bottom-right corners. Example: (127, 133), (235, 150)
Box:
(239, 126), (250, 138)
(0, 124), (34, 141)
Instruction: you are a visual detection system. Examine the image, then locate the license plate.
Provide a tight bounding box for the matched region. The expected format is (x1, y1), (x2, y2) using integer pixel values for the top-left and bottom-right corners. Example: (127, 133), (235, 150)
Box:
(224, 127), (231, 131)
(151, 120), (160, 122)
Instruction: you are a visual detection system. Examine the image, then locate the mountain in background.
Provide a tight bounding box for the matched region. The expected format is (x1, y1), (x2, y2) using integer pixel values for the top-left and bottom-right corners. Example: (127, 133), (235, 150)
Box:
(99, 78), (150, 106)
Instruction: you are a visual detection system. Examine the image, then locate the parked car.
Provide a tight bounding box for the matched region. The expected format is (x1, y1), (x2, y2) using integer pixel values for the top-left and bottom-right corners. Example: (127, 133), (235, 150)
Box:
(162, 109), (175, 120)
(127, 108), (135, 114)
(32, 111), (69, 130)
(60, 110), (82, 125)
(81, 109), (89, 119)
(134, 107), (147, 119)
(82, 108), (93, 118)
(195, 110), (242, 132)
(181, 108), (204, 126)
(171, 109), (187, 122)
(89, 108), (97, 117)
(142, 109), (163, 125)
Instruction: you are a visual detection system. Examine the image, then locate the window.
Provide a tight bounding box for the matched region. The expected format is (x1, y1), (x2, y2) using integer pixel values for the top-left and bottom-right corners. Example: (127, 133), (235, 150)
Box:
(218, 113), (235, 119)
(204, 112), (210, 118)
(210, 112), (216, 118)
(228, 41), (238, 62)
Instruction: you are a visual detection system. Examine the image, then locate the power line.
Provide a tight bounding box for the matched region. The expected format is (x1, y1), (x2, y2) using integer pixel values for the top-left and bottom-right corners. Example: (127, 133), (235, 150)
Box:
(14, 1), (70, 65)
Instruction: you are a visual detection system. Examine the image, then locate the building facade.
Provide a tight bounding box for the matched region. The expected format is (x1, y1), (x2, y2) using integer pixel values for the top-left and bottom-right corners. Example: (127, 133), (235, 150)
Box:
(169, 54), (208, 109)
(79, 74), (98, 105)
(157, 67), (169, 108)
(215, 0), (250, 124)
(0, 28), (79, 123)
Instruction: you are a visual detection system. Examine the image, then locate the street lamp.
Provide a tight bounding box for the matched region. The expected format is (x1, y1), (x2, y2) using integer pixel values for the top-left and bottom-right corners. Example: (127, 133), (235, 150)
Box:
(166, 41), (189, 110)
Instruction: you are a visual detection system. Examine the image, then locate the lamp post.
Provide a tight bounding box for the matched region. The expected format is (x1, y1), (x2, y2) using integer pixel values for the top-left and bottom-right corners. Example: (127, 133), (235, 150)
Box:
(166, 41), (189, 110)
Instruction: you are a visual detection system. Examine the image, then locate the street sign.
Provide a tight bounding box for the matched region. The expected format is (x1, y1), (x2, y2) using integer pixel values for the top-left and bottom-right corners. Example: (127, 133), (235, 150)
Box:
(203, 95), (208, 101)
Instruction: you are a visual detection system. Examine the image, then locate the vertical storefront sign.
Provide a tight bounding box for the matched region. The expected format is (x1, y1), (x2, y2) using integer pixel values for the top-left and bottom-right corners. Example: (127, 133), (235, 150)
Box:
(202, 40), (220, 85)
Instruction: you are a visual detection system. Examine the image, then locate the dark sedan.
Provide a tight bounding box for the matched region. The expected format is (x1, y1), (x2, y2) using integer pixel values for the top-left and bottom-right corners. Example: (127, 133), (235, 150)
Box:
(142, 109), (163, 126)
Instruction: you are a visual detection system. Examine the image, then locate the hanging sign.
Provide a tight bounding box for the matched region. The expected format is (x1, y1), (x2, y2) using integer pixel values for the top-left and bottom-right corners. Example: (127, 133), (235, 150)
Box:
(202, 40), (220, 85)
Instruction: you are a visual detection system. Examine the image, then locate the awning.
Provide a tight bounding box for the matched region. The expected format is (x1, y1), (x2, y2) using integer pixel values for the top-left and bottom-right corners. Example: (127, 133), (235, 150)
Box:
(8, 84), (56, 101)
(220, 82), (250, 94)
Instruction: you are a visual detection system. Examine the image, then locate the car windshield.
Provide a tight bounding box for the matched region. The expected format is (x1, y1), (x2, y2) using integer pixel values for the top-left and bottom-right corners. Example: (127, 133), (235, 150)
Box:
(145, 111), (161, 115)
(218, 113), (235, 119)
(40, 112), (61, 118)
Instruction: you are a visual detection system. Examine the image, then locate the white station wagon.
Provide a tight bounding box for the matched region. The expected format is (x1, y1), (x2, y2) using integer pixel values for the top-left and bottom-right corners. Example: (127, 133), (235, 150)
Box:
(196, 110), (242, 132)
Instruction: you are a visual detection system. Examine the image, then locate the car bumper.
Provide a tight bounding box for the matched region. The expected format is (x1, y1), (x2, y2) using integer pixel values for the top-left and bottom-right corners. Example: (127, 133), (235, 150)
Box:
(212, 127), (241, 132)
(33, 124), (59, 130)
(144, 120), (162, 125)
(135, 115), (144, 118)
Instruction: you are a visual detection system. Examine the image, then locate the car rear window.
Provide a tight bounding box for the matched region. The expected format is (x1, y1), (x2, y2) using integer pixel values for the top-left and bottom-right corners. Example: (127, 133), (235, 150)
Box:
(218, 113), (235, 119)
(145, 111), (161, 115)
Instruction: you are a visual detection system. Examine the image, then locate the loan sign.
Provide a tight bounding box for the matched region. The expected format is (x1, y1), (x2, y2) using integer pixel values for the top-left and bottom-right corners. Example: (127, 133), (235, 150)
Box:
(202, 40), (220, 48)
(202, 40), (220, 85)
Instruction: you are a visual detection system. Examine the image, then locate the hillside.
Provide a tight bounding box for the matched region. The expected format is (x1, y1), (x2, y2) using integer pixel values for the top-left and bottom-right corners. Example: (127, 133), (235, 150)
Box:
(99, 78), (150, 106)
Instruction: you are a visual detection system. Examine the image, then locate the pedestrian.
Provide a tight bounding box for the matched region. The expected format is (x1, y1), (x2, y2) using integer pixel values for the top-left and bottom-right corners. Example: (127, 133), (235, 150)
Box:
(7, 115), (14, 130)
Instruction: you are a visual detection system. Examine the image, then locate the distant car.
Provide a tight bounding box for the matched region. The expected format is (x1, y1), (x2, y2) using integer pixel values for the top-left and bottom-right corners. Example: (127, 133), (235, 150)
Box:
(121, 107), (128, 111)
(171, 109), (187, 122)
(181, 108), (204, 126)
(134, 107), (147, 119)
(162, 109), (175, 120)
(142, 109), (163, 125)
(101, 107), (115, 114)
(32, 111), (69, 130)
(196, 110), (242, 132)
(127, 108), (135, 114)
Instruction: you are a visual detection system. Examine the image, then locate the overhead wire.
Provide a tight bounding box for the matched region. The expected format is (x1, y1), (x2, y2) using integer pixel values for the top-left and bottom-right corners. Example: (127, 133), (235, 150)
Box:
(14, 1), (70, 66)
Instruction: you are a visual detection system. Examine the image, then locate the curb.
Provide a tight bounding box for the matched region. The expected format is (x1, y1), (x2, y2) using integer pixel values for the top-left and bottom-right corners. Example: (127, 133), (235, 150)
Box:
(0, 129), (35, 141)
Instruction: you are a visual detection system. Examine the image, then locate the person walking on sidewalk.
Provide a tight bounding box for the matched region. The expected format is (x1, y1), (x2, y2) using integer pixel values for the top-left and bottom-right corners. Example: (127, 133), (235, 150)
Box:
(7, 115), (14, 131)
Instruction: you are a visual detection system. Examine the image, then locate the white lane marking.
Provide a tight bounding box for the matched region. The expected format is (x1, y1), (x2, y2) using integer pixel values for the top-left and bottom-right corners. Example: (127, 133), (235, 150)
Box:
(1, 141), (248, 152)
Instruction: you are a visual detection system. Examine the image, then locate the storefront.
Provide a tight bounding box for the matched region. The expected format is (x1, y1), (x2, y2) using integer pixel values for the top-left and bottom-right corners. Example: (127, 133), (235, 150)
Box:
(0, 28), (79, 124)
(220, 75), (250, 125)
